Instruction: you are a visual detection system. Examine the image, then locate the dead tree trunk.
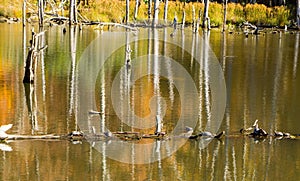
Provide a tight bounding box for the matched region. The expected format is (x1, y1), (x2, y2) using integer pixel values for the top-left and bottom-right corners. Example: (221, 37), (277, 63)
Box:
(23, 29), (47, 84)
(38, 0), (44, 26)
(23, 30), (37, 84)
(202, 0), (210, 30)
(126, 0), (130, 23)
(69, 0), (77, 25)
(152, 0), (160, 27)
(148, 0), (152, 21)
(164, 0), (168, 23)
(23, 0), (26, 26)
(192, 5), (196, 32)
(134, 0), (139, 20)
(223, 0), (227, 32)
(182, 10), (185, 29)
(297, 0), (300, 29)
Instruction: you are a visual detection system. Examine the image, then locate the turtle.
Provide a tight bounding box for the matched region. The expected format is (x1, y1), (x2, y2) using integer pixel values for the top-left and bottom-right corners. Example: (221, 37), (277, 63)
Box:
(274, 131), (284, 137)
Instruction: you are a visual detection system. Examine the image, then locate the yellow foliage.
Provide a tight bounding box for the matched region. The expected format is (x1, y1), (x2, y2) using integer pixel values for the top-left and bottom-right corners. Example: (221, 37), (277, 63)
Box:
(0, 1), (292, 27)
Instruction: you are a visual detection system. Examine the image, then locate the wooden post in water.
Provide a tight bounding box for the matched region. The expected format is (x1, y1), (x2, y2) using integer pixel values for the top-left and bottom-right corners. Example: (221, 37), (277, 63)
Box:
(297, 0), (300, 29)
(38, 0), (44, 26)
(222, 0), (228, 32)
(164, 0), (168, 23)
(134, 0), (139, 20)
(152, 0), (160, 27)
(23, 0), (26, 26)
(125, 0), (129, 24)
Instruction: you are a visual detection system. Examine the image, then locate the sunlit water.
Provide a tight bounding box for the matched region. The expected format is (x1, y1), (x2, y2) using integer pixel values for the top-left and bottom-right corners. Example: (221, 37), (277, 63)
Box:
(0, 23), (300, 180)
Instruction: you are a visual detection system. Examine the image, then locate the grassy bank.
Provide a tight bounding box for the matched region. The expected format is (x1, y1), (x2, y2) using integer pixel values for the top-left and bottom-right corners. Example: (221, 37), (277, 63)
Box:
(0, 0), (292, 27)
(81, 1), (290, 26)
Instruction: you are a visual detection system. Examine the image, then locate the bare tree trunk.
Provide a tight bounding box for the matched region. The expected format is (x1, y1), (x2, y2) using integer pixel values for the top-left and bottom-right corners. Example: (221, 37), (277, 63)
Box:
(126, 0), (129, 23)
(152, 0), (160, 27)
(182, 10), (185, 29)
(23, 29), (37, 84)
(297, 0), (300, 29)
(23, 29), (47, 84)
(134, 0), (139, 20)
(38, 0), (44, 27)
(148, 0), (152, 21)
(23, 0), (26, 26)
(223, 0), (227, 32)
(192, 5), (196, 32)
(164, 0), (168, 23)
(202, 0), (210, 30)
(69, 0), (77, 25)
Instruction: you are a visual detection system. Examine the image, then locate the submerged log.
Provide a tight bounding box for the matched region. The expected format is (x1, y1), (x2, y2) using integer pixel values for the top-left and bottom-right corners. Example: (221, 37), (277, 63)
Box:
(2, 121), (299, 143)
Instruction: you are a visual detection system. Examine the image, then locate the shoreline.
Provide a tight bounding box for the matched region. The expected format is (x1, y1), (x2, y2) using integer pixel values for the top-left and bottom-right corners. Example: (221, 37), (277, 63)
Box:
(0, 1), (298, 31)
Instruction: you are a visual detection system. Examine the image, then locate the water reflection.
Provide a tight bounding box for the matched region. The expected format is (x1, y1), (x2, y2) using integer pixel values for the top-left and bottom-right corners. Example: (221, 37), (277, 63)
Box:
(0, 24), (300, 180)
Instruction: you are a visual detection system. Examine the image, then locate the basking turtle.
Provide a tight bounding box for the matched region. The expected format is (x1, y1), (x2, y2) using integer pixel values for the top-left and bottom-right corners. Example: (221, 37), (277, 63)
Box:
(282, 132), (295, 139)
(274, 131), (284, 137)
(274, 131), (294, 139)
(199, 131), (214, 137)
(104, 131), (113, 137)
(250, 120), (268, 137)
(68, 131), (84, 140)
(198, 131), (225, 139)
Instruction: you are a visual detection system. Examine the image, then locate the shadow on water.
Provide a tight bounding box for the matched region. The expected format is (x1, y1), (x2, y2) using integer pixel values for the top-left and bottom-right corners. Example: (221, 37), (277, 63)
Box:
(0, 24), (300, 180)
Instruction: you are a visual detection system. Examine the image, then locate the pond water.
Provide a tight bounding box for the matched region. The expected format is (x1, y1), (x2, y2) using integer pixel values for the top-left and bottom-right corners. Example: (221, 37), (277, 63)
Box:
(0, 23), (300, 180)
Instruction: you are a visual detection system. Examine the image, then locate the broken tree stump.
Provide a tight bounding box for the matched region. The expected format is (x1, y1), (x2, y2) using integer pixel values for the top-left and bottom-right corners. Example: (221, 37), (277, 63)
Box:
(23, 28), (47, 83)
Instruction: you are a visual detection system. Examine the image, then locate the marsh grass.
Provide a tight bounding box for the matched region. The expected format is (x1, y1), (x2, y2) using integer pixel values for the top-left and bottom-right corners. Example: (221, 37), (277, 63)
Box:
(0, 0), (292, 27)
(80, 1), (290, 27)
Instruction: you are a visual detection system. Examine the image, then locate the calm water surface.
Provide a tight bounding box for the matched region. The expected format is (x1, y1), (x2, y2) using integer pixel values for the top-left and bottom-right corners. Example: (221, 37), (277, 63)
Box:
(0, 23), (300, 180)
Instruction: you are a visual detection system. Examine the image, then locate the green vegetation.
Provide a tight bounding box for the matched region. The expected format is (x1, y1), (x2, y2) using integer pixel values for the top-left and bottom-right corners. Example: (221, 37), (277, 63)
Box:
(0, 0), (292, 27)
